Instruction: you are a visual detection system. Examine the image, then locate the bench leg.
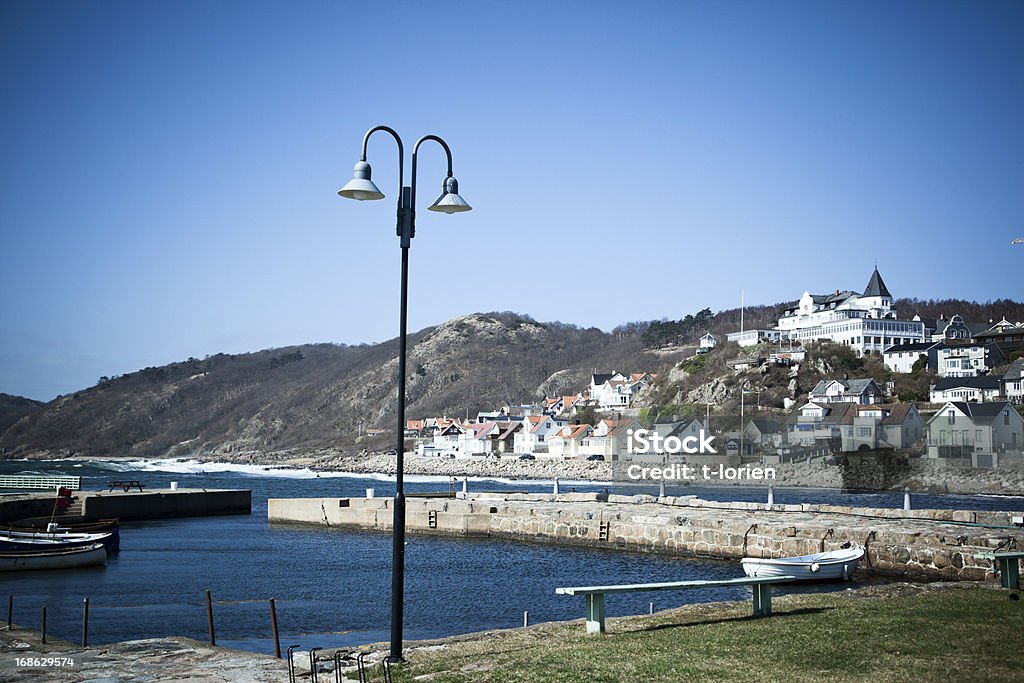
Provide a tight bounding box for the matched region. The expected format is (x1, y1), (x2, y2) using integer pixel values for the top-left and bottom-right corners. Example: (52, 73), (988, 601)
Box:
(752, 584), (772, 617)
(999, 558), (1020, 590)
(585, 594), (605, 634)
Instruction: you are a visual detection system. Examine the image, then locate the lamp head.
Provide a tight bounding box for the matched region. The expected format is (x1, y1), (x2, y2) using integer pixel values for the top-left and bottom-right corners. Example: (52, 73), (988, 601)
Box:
(428, 176), (472, 214)
(338, 161), (385, 201)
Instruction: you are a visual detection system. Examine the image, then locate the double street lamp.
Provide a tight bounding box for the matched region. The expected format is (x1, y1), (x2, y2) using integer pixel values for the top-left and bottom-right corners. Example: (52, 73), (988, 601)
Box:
(338, 125), (471, 663)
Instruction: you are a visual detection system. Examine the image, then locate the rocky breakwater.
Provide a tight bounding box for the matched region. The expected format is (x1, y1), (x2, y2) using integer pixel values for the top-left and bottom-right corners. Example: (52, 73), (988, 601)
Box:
(271, 492), (1024, 583)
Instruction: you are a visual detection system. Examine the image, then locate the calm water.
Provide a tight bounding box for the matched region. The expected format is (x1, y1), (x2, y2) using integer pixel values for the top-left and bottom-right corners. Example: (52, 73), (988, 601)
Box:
(2, 459), (1022, 654)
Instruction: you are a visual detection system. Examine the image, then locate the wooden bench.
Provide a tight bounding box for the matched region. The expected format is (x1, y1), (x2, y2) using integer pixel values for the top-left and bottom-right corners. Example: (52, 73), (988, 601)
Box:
(556, 575), (796, 634)
(108, 480), (145, 492)
(976, 551), (1024, 589)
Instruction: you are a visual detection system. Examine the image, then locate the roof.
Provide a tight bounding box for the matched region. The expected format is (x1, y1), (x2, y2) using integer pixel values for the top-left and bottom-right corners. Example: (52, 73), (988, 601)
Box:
(809, 378), (880, 396)
(932, 376), (1001, 391)
(936, 402), (1016, 425)
(884, 341), (939, 354)
(785, 402), (858, 426)
(863, 267), (892, 298)
(858, 403), (918, 425)
(592, 373), (615, 386)
(809, 290), (859, 306)
(747, 418), (785, 434)
(1004, 358), (1024, 381)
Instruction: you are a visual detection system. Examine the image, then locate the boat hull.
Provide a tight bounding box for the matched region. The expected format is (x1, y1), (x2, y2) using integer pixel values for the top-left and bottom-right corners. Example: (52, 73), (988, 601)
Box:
(741, 546), (865, 582)
(0, 543), (107, 572)
(0, 530), (117, 554)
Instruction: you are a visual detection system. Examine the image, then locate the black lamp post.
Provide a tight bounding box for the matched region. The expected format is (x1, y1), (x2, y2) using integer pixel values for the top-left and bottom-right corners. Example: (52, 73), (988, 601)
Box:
(338, 126), (471, 662)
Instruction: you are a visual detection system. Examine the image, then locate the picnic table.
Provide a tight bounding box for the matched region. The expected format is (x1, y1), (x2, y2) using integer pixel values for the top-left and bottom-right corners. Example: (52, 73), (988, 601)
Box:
(108, 480), (145, 492)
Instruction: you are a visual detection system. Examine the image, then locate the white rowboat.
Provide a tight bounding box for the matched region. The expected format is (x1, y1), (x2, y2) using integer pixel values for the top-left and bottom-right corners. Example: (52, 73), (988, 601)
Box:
(741, 545), (865, 582)
(0, 543), (107, 572)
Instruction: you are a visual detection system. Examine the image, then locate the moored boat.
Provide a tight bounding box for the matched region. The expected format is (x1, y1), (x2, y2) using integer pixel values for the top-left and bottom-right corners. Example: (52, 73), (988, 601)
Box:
(0, 543), (107, 572)
(741, 545), (865, 582)
(0, 519), (121, 553)
(0, 529), (117, 554)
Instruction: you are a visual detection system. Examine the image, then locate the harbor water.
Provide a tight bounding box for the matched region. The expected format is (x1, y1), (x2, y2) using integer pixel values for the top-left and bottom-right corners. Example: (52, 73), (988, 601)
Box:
(2, 458), (1022, 654)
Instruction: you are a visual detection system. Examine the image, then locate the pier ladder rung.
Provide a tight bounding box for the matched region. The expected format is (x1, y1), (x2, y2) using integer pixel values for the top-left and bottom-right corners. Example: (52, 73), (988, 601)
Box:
(598, 520), (610, 542)
(428, 510), (438, 529)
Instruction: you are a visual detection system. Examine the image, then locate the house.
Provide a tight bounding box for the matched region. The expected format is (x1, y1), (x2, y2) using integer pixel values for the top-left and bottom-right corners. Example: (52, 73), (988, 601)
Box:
(589, 372), (655, 410)
(785, 402), (856, 448)
(729, 268), (926, 355)
(547, 423), (594, 459)
(925, 402), (1024, 466)
(883, 341), (939, 374)
(929, 376), (1002, 403)
(934, 341), (1006, 378)
(579, 418), (641, 461)
(1002, 359), (1024, 404)
(974, 319), (1024, 358)
(513, 415), (566, 454)
(838, 403), (924, 451)
(808, 378), (884, 405)
(928, 314), (991, 342)
(727, 329), (783, 347)
(698, 333), (718, 350)
(743, 419), (787, 447)
(495, 422), (521, 454)
(433, 422), (466, 454)
(543, 393), (588, 417)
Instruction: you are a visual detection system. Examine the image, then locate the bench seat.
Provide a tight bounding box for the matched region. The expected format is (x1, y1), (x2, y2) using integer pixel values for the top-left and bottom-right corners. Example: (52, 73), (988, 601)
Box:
(556, 575), (796, 634)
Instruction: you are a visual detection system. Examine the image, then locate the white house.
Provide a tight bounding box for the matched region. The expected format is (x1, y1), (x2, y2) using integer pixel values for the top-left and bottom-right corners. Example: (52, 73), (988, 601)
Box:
(579, 418), (641, 461)
(513, 415), (566, 454)
(699, 333), (718, 350)
(547, 423), (593, 459)
(590, 372), (655, 410)
(929, 377), (1002, 403)
(785, 402), (856, 448)
(1002, 359), (1024, 404)
(925, 401), (1024, 466)
(730, 268), (926, 355)
(934, 342), (1006, 378)
(808, 378), (884, 405)
(883, 341), (939, 374)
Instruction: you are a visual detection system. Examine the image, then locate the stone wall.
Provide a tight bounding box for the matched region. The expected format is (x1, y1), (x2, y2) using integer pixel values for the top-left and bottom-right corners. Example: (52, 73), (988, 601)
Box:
(268, 493), (1024, 583)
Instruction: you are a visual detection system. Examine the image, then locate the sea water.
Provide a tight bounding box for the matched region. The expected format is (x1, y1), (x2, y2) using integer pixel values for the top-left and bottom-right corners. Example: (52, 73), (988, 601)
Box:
(1, 459), (1021, 654)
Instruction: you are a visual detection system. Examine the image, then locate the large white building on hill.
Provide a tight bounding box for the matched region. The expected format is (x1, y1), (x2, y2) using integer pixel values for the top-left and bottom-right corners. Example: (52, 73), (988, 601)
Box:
(727, 267), (926, 355)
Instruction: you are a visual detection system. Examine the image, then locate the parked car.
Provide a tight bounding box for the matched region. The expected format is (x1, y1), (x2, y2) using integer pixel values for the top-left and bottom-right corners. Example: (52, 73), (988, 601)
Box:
(518, 454), (536, 461)
(384, 449), (398, 456)
(586, 454), (605, 461)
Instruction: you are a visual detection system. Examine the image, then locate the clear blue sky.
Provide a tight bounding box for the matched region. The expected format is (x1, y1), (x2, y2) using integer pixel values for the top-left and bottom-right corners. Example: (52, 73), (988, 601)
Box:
(1, 0), (1022, 401)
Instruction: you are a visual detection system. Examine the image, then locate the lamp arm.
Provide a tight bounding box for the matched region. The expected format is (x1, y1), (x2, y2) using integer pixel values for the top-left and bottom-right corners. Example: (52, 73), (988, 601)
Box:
(410, 134), (454, 213)
(361, 125), (405, 199)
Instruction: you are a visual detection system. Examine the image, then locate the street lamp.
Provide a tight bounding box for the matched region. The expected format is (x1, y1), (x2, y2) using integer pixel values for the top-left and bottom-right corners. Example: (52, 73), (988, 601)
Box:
(338, 125), (471, 663)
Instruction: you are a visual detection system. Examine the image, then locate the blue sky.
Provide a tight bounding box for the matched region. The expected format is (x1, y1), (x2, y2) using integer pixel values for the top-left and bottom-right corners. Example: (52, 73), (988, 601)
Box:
(1, 0), (1022, 401)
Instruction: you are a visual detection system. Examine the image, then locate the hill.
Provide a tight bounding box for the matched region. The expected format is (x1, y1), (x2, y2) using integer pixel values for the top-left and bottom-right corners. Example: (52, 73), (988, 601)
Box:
(0, 313), (680, 460)
(0, 393), (44, 433)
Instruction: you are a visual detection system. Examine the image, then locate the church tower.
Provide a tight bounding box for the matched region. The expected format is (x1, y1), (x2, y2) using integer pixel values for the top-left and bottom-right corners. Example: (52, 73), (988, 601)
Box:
(861, 267), (893, 318)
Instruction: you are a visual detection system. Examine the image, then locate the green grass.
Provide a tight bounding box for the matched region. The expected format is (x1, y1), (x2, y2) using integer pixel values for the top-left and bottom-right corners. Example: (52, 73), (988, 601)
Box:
(391, 586), (1023, 683)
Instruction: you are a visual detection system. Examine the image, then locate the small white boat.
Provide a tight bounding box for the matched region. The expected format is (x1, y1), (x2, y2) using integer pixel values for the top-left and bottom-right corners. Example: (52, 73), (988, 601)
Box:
(741, 545), (865, 582)
(0, 543), (107, 572)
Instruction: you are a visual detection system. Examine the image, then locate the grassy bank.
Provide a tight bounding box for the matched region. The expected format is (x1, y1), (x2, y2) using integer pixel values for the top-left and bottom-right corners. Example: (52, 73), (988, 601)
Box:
(392, 584), (1022, 683)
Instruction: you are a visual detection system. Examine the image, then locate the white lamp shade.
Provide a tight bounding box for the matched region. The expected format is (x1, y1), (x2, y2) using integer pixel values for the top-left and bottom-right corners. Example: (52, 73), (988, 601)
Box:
(427, 176), (472, 214)
(338, 161), (384, 201)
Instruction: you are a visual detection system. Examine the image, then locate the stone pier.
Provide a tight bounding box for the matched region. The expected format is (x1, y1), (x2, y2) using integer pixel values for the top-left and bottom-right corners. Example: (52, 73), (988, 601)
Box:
(268, 492), (1024, 583)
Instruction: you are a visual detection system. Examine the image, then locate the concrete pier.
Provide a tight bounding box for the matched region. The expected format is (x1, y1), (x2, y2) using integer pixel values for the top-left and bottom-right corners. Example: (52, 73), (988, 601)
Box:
(0, 488), (251, 523)
(268, 492), (1024, 582)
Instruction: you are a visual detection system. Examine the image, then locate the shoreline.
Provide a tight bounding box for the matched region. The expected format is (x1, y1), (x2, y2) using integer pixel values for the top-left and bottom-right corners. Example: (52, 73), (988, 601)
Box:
(7, 450), (1024, 497)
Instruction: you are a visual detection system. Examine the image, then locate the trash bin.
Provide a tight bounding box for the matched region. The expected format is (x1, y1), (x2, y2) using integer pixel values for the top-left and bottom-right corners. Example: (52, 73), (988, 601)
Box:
(366, 488), (375, 499)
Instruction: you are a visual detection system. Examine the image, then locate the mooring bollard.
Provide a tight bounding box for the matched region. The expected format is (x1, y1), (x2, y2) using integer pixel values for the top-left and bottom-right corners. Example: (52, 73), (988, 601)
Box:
(649, 602), (654, 615)
(767, 485), (774, 507)
(82, 597), (90, 646)
(7, 595), (11, 628)
(523, 610), (529, 627)
(659, 479), (666, 498)
(205, 590), (216, 646)
(553, 478), (559, 495)
(904, 488), (911, 511)
(41, 606), (46, 644)
(269, 598), (281, 658)
(462, 477), (468, 494)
